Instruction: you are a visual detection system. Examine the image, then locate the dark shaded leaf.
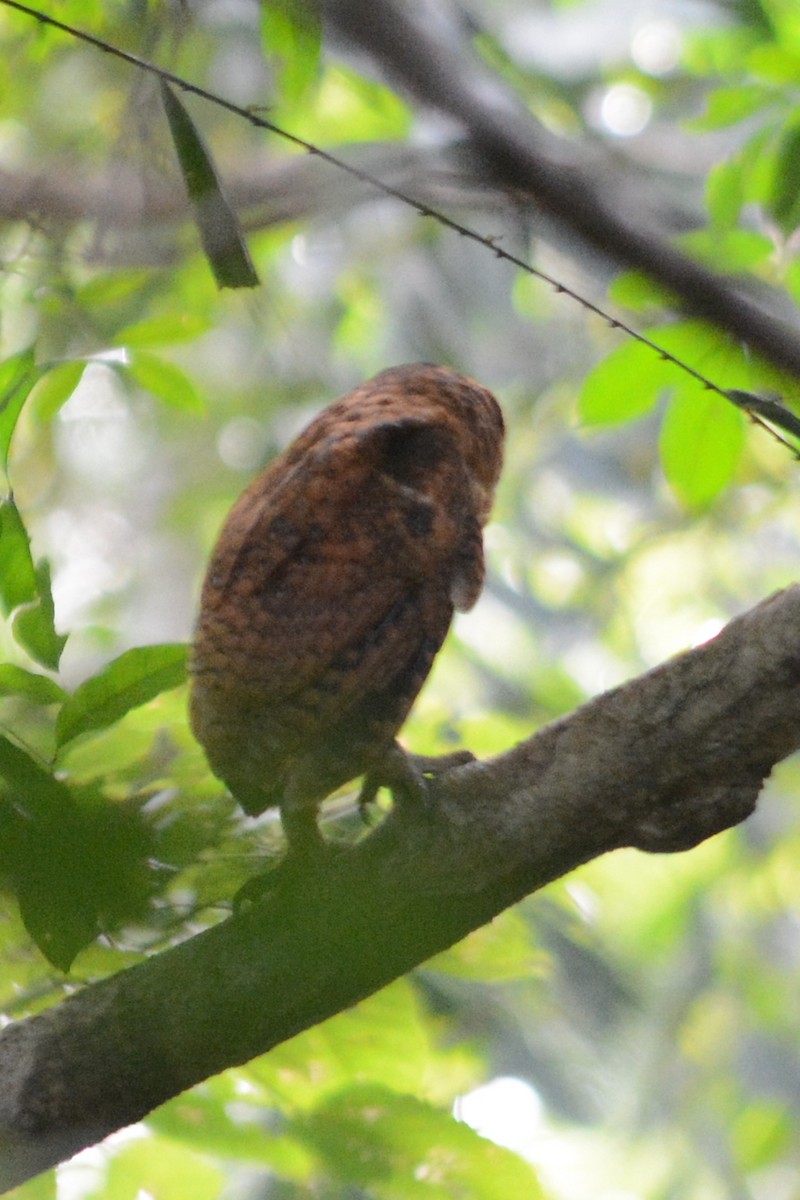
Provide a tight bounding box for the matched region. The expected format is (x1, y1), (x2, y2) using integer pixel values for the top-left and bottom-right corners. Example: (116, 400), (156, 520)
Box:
(0, 735), (153, 970)
(160, 81), (259, 289)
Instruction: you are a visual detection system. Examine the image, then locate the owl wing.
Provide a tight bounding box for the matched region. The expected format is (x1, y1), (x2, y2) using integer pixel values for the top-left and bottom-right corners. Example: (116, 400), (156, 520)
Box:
(205, 416), (473, 662)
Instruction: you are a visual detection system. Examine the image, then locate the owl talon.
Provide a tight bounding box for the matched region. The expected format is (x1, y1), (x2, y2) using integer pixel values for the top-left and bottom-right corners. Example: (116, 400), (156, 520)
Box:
(357, 744), (476, 824)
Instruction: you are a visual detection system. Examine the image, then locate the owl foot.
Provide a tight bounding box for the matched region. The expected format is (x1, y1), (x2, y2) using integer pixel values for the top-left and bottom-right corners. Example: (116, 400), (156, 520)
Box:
(357, 743), (475, 823)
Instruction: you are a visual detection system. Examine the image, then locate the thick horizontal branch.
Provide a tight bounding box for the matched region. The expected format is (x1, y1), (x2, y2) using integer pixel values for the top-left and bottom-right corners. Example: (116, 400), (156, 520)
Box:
(2, 585), (800, 1190)
(323, 0), (800, 383)
(2, 144), (496, 262)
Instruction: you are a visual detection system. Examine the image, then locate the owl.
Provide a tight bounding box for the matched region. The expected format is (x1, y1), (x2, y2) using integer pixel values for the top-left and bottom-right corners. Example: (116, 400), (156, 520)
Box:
(190, 363), (504, 867)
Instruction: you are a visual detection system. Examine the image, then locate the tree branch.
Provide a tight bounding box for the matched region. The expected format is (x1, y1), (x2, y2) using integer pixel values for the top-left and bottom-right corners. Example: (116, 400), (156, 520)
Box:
(2, 585), (800, 1191)
(1, 144), (495, 259)
(322, 0), (800, 383)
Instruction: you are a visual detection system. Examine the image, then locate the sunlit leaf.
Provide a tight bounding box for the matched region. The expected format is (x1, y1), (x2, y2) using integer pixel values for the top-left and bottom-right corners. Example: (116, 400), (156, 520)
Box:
(261, 0), (322, 105)
(578, 339), (673, 426)
(56, 643), (189, 748)
(125, 350), (205, 412)
(160, 81), (259, 289)
(607, 270), (677, 312)
(249, 979), (479, 1110)
(102, 1137), (223, 1200)
(678, 227), (774, 272)
(297, 1084), (546, 1198)
(426, 910), (547, 982)
(688, 83), (775, 130)
(660, 382), (745, 509)
(749, 42), (800, 84)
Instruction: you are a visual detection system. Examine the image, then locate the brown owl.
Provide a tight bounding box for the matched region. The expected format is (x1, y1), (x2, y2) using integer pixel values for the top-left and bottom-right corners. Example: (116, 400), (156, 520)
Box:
(190, 363), (504, 867)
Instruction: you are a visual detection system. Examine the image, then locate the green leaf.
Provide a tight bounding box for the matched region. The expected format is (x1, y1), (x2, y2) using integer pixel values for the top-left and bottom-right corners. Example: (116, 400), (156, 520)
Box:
(297, 1085), (547, 1198)
(125, 350), (205, 413)
(251, 979), (478, 1109)
(0, 664), (65, 704)
(150, 1088), (316, 1177)
(749, 43), (800, 85)
(770, 122), (800, 234)
(706, 158), (746, 229)
(0, 731), (69, 806)
(660, 383), (745, 509)
(160, 80), (259, 290)
(30, 360), (85, 424)
(688, 83), (775, 131)
(0, 737), (152, 970)
(578, 339), (673, 426)
(678, 227), (774, 273)
(0, 348), (42, 475)
(261, 0), (322, 105)
(56, 643), (189, 748)
(426, 910), (547, 982)
(103, 1138), (223, 1200)
(607, 270), (677, 312)
(113, 312), (211, 348)
(0, 498), (38, 614)
(13, 560), (67, 671)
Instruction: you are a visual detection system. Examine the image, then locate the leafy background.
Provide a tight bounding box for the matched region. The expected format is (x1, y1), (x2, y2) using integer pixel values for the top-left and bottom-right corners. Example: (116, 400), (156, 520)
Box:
(2, 0), (800, 1197)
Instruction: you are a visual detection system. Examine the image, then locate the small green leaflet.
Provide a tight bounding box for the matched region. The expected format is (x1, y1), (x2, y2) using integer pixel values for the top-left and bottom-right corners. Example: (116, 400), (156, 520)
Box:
(160, 80), (259, 290)
(0, 663), (65, 704)
(56, 643), (189, 748)
(125, 350), (205, 413)
(0, 348), (44, 477)
(13, 559), (67, 671)
(0, 497), (38, 613)
(0, 500), (67, 669)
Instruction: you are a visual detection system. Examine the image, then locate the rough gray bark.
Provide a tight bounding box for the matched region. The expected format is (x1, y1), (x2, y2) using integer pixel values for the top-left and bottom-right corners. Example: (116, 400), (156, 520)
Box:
(1, 584), (800, 1192)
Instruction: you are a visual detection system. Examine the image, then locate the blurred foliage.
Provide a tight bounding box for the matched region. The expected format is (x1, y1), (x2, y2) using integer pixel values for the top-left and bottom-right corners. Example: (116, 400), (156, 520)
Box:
(1, 0), (800, 1198)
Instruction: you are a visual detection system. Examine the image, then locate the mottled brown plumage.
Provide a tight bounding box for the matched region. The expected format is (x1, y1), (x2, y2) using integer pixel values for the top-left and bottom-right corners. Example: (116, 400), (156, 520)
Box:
(190, 363), (504, 862)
